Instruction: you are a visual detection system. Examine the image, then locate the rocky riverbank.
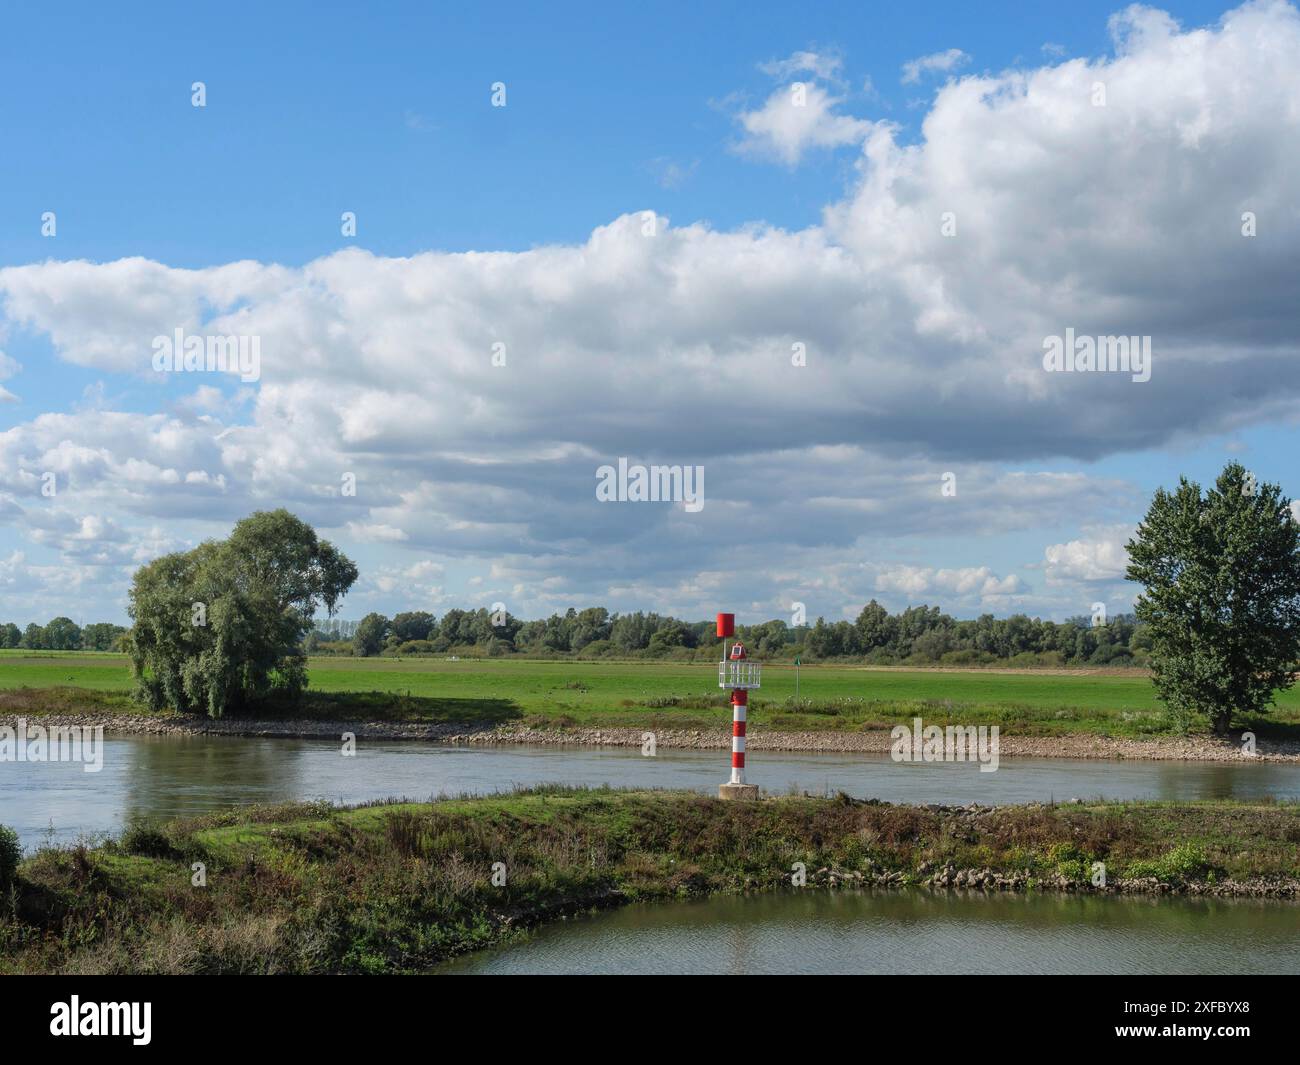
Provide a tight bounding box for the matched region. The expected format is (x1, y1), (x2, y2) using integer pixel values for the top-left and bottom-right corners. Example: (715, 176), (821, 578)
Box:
(813, 863), (1300, 898)
(5, 711), (1299, 762)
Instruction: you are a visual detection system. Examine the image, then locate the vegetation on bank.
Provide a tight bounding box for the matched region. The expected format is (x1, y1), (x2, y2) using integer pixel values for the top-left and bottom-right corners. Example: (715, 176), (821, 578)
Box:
(0, 824), (20, 894)
(3, 789), (1299, 974)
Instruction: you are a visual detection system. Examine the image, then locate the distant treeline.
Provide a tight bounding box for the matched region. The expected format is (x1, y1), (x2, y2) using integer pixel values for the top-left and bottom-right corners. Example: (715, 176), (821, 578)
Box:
(3, 603), (1147, 667)
(314, 602), (1148, 667)
(0, 618), (128, 652)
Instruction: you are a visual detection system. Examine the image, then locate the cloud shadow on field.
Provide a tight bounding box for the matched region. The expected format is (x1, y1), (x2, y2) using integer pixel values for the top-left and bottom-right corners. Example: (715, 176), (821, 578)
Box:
(251, 690), (523, 726)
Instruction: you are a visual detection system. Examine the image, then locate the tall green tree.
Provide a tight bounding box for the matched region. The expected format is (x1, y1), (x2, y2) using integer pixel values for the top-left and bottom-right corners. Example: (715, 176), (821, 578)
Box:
(352, 613), (389, 657)
(127, 510), (357, 717)
(391, 611), (436, 643)
(81, 622), (127, 651)
(854, 600), (894, 651)
(569, 607), (611, 650)
(43, 616), (82, 650)
(1126, 463), (1300, 734)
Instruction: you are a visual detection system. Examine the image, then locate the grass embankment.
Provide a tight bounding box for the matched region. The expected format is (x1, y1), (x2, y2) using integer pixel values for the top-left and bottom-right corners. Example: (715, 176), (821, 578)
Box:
(5, 650), (1300, 738)
(3, 789), (1299, 974)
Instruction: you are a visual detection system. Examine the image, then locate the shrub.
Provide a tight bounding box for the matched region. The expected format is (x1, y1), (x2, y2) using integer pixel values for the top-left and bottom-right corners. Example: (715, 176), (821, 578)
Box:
(1006, 650), (1066, 668)
(1089, 644), (1124, 665)
(0, 824), (21, 890)
(941, 649), (996, 666)
(120, 822), (179, 858)
(781, 696), (869, 717)
(1125, 842), (1212, 882)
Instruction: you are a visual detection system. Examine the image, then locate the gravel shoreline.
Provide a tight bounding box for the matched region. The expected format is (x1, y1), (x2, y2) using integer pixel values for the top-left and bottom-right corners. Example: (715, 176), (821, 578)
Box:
(5, 712), (1299, 762)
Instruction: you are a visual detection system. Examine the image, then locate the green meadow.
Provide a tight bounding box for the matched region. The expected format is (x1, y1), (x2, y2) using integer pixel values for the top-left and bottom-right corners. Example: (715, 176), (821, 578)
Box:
(4, 649), (1300, 736)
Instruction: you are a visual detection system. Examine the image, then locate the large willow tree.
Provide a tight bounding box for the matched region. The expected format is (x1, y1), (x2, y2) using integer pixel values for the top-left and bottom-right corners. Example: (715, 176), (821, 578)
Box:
(127, 510), (357, 718)
(1126, 463), (1300, 734)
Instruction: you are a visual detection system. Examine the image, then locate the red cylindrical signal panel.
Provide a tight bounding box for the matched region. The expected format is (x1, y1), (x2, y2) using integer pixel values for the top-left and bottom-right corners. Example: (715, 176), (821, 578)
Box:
(716, 612), (735, 638)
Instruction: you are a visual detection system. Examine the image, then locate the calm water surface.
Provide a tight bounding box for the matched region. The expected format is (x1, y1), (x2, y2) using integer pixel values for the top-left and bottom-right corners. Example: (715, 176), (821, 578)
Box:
(5, 733), (1300, 848)
(439, 890), (1300, 975)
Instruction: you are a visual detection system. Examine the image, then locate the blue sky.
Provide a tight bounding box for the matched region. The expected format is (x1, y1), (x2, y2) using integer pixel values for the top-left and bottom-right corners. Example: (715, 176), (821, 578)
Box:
(1, 0), (1297, 628)
(0, 1), (1227, 264)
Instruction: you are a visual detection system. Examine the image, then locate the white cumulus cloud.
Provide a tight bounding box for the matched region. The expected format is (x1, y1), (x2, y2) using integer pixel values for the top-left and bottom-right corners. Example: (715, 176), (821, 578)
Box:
(734, 82), (872, 165)
(1042, 528), (1135, 583)
(4, 3), (1300, 622)
(901, 48), (970, 84)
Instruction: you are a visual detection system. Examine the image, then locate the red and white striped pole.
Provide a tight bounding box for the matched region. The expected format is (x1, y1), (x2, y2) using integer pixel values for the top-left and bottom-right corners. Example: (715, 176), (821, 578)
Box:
(716, 612), (759, 799)
(730, 686), (747, 784)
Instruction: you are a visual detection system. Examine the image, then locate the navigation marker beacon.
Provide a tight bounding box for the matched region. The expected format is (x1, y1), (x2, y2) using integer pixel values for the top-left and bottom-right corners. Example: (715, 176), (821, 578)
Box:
(716, 612), (760, 800)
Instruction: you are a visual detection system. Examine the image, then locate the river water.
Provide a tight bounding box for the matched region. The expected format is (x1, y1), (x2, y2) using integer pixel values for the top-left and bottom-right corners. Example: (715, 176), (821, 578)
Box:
(4, 732), (1300, 848)
(438, 889), (1300, 975)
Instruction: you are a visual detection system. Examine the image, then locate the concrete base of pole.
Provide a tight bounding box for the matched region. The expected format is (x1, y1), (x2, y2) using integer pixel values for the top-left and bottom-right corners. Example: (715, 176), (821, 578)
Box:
(718, 783), (760, 801)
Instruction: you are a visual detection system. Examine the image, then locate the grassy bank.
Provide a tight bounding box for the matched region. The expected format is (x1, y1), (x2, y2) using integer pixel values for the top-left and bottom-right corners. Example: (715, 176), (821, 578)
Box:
(5, 650), (1300, 737)
(3, 789), (1299, 974)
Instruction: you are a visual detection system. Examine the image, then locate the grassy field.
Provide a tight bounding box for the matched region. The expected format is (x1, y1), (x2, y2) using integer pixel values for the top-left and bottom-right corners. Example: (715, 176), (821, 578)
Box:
(3, 649), (1300, 737)
(3, 788), (1298, 974)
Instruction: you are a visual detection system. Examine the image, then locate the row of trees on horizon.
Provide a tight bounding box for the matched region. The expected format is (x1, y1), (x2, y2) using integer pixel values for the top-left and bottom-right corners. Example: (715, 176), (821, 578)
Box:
(0, 618), (128, 652)
(3, 603), (1144, 667)
(322, 602), (1146, 666)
